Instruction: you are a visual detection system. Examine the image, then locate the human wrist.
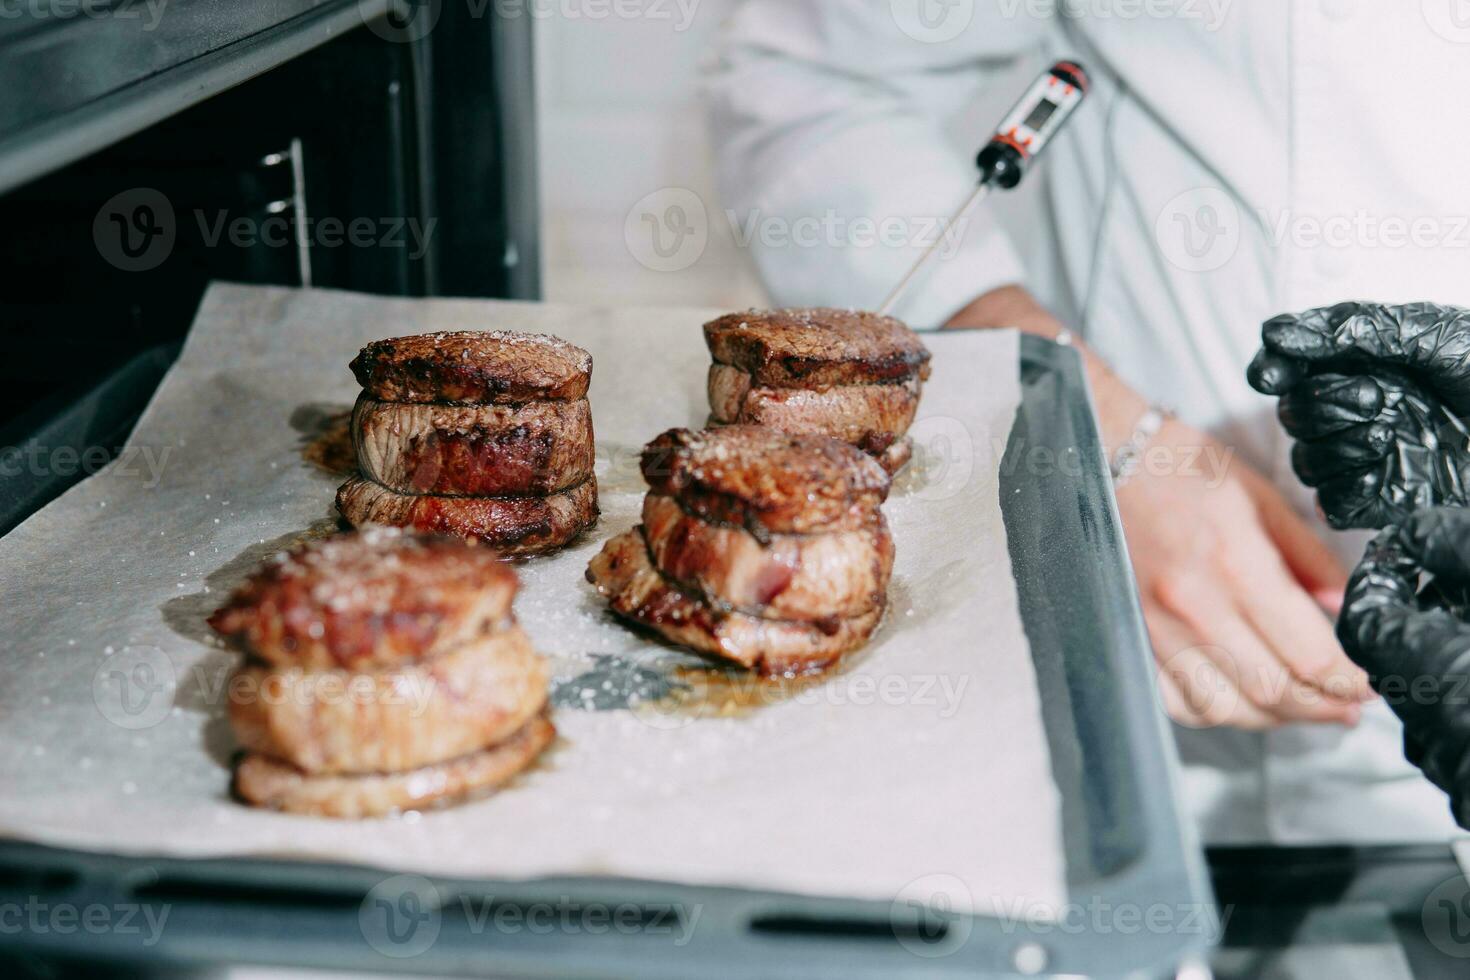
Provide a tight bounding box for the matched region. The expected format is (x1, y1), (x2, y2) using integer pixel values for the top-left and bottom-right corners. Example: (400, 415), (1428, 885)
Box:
(1087, 357), (1154, 451)
(946, 285), (1152, 448)
(943, 284), (1064, 338)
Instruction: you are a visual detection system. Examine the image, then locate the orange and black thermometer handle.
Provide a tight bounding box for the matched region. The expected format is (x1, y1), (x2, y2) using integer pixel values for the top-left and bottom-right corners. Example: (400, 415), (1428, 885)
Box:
(975, 61), (1089, 190)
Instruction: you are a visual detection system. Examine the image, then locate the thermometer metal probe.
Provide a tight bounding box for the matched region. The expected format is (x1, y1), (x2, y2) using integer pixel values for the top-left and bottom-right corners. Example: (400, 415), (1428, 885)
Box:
(877, 60), (1090, 317)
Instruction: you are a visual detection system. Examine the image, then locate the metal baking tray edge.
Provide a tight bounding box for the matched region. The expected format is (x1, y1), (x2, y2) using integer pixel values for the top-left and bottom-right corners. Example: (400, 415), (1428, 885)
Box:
(0, 333), (1213, 978)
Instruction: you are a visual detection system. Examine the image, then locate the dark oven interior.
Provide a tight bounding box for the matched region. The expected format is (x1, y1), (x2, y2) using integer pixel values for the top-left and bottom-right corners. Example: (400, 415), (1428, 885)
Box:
(0, 0), (539, 534)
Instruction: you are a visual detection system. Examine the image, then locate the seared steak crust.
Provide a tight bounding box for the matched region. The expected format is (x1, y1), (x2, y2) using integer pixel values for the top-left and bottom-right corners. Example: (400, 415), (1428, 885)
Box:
(207, 528), (517, 670)
(640, 426), (888, 537)
(707, 364), (920, 452)
(353, 394), (595, 496)
(703, 308), (931, 388)
(229, 628), (548, 775)
(586, 529), (883, 676)
(336, 475), (598, 556)
(233, 714), (555, 819)
(350, 331), (592, 404)
(641, 494), (892, 620)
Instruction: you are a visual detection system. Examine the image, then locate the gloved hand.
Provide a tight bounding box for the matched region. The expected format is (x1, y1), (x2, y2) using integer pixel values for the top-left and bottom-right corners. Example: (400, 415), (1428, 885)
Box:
(1247, 301), (1470, 529)
(1339, 506), (1470, 830)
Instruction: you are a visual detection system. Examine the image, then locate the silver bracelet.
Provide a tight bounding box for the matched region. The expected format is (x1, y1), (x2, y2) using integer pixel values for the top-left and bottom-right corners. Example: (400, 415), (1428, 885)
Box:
(1110, 406), (1168, 488)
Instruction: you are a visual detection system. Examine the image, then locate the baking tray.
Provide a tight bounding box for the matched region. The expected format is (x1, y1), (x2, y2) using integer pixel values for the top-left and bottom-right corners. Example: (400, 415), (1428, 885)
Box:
(0, 334), (1212, 978)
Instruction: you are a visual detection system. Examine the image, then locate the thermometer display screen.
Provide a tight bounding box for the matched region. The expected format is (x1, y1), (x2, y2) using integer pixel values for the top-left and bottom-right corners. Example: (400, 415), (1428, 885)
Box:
(1023, 98), (1059, 130)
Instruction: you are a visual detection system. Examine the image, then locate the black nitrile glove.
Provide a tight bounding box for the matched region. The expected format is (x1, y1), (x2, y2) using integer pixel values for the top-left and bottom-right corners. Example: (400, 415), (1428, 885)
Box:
(1339, 507), (1470, 830)
(1247, 301), (1470, 530)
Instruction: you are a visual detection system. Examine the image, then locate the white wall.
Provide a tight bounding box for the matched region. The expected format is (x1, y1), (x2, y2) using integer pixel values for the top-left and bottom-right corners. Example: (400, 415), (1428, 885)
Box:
(534, 0), (767, 310)
(533, 4), (1044, 314)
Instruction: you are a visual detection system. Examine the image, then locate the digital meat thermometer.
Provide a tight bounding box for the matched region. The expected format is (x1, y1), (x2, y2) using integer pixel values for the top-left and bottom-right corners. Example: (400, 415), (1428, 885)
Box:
(877, 60), (1090, 316)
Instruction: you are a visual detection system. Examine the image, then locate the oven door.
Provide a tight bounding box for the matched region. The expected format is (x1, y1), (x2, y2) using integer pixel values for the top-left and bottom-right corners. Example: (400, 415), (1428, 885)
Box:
(0, 0), (539, 534)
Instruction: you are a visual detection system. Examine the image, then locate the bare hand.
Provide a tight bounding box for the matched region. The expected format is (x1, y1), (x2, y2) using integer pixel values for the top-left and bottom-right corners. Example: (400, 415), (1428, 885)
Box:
(947, 285), (1374, 729)
(1118, 419), (1373, 729)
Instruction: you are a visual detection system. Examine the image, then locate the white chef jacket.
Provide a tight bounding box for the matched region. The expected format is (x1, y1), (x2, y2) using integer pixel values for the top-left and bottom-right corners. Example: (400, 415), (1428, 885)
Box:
(705, 0), (1470, 843)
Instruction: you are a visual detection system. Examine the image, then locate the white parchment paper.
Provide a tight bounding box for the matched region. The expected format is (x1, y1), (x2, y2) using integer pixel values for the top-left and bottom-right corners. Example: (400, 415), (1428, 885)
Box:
(0, 284), (1064, 915)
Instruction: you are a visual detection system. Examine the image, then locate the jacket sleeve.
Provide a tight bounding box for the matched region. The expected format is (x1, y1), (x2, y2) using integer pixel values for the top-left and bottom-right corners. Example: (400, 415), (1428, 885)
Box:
(703, 1), (1048, 327)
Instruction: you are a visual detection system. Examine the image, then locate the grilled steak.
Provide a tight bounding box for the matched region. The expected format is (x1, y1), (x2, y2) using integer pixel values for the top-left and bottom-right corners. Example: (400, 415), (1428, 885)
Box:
(703, 308), (931, 388)
(641, 494), (892, 620)
(640, 426), (888, 537)
(233, 714), (555, 819)
(587, 529), (883, 676)
(350, 331), (592, 404)
(207, 527), (517, 670)
(336, 475), (598, 556)
(229, 627), (548, 775)
(353, 394), (595, 496)
(708, 364), (920, 452)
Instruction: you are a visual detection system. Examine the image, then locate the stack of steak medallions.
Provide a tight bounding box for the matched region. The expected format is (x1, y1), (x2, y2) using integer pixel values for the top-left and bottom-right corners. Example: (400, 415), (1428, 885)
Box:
(587, 425), (894, 677)
(703, 308), (932, 474)
(337, 330), (598, 557)
(208, 528), (555, 818)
